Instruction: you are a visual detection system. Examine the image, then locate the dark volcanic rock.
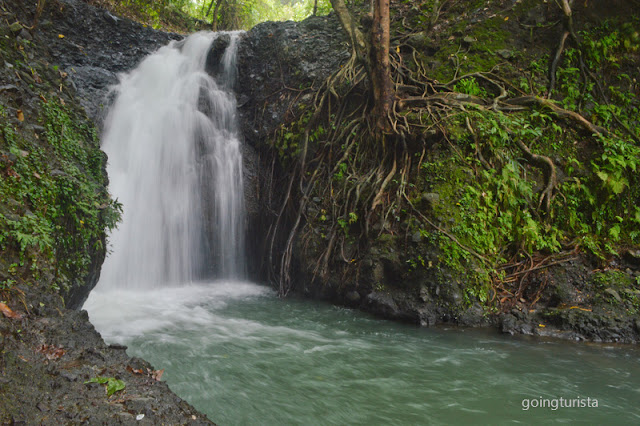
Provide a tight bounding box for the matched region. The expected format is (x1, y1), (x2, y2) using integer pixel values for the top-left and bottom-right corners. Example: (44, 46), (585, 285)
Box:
(41, 0), (181, 123)
(205, 33), (231, 77)
(0, 305), (212, 424)
(235, 14), (349, 280)
(236, 14), (349, 147)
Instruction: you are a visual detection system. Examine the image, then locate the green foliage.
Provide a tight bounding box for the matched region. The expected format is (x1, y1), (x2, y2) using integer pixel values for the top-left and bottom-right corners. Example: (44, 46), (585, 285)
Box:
(0, 99), (121, 293)
(119, 0), (335, 30)
(273, 111), (329, 162)
(556, 20), (640, 135)
(419, 62), (638, 298)
(333, 162), (347, 181)
(592, 270), (640, 314)
(84, 376), (126, 396)
(3, 213), (54, 255)
(418, 18), (640, 281)
(550, 19), (640, 255)
(406, 254), (425, 272)
(337, 211), (357, 235)
(454, 77), (487, 98)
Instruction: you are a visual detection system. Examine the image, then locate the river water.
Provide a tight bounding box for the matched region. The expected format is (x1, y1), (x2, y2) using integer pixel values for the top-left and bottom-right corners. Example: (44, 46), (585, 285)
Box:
(84, 31), (639, 425)
(85, 281), (640, 425)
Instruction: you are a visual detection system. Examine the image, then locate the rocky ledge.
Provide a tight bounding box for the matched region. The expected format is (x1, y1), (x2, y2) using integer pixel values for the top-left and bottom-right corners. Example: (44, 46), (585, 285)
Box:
(1, 300), (211, 424)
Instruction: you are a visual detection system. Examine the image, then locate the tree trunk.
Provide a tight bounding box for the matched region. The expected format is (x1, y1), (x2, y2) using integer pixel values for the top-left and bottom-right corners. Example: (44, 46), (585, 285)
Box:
(329, 0), (394, 132)
(313, 0), (318, 16)
(370, 0), (393, 131)
(329, 0), (367, 58)
(206, 0), (224, 31)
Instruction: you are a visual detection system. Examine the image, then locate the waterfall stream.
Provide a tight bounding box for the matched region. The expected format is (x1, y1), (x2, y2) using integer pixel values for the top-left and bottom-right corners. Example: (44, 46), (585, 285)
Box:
(96, 31), (244, 289)
(84, 33), (640, 424)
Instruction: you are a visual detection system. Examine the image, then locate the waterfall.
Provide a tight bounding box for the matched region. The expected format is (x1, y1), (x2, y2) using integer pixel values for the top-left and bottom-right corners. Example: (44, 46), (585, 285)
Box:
(98, 31), (245, 289)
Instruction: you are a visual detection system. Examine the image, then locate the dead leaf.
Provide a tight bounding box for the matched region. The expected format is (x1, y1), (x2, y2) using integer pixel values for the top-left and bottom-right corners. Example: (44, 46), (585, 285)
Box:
(0, 302), (23, 319)
(37, 344), (66, 360)
(151, 369), (164, 381)
(33, 172), (41, 179)
(126, 365), (144, 375)
(569, 306), (592, 312)
(16, 109), (24, 121)
(59, 98), (66, 106)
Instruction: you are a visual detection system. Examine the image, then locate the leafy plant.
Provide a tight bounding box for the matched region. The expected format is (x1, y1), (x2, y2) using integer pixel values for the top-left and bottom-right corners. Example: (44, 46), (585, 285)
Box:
(1, 97), (121, 294)
(84, 376), (126, 396)
(454, 77), (488, 97)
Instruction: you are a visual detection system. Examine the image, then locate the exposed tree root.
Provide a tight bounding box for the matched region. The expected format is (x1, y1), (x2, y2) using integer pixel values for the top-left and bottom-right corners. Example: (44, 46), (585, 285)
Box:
(495, 250), (578, 311)
(548, 30), (569, 96)
(266, 0), (632, 299)
(513, 138), (557, 213)
(502, 96), (607, 136)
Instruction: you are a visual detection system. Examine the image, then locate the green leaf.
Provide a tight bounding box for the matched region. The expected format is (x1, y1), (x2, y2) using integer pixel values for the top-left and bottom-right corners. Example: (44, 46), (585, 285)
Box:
(106, 379), (126, 396)
(609, 225), (621, 241)
(85, 376), (109, 385)
(610, 177), (628, 194)
(85, 376), (125, 396)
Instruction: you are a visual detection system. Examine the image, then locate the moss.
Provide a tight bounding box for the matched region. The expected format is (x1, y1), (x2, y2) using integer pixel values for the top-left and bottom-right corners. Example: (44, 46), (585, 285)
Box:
(593, 269), (634, 289)
(0, 56), (120, 296)
(428, 13), (513, 82)
(591, 270), (639, 313)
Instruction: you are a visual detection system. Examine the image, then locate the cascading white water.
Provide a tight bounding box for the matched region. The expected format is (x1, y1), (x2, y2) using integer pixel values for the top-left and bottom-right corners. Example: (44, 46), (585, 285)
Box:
(98, 31), (245, 289)
(82, 32), (640, 426)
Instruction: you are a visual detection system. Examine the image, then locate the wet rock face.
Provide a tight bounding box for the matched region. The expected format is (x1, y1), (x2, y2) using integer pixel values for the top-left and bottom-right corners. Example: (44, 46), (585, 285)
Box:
(40, 0), (181, 123)
(205, 33), (231, 77)
(236, 14), (350, 147)
(234, 14), (349, 280)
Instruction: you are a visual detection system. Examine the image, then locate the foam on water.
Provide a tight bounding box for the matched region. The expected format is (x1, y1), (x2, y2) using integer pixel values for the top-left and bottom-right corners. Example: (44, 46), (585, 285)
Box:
(85, 280), (272, 343)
